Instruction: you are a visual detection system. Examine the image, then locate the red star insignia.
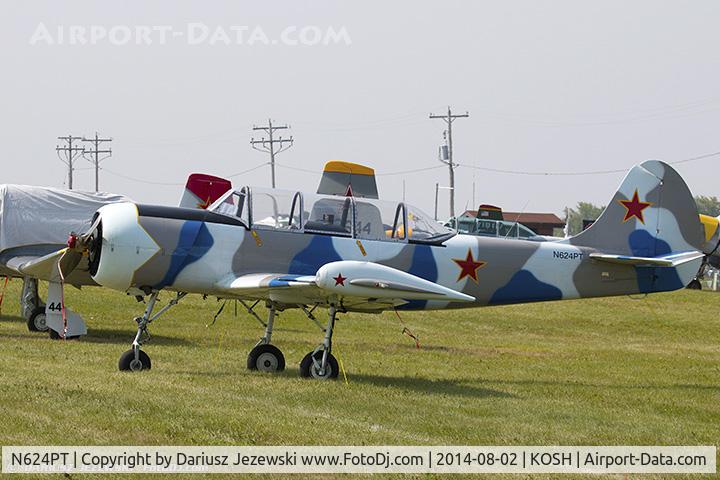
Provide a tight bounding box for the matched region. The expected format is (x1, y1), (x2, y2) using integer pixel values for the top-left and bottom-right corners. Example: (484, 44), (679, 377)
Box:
(333, 273), (347, 286)
(452, 249), (486, 283)
(618, 189), (653, 224)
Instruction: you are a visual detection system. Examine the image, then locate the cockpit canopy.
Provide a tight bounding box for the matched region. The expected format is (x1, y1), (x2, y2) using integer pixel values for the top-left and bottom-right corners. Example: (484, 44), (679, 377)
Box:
(208, 187), (454, 244)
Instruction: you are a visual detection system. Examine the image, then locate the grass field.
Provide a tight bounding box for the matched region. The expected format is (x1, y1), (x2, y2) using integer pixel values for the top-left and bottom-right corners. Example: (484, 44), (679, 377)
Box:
(0, 280), (718, 479)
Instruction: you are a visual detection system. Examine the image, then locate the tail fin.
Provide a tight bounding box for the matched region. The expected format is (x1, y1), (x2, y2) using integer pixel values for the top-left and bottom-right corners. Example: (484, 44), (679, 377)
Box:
(570, 160), (704, 256)
(317, 161), (379, 199)
(178, 173), (232, 209)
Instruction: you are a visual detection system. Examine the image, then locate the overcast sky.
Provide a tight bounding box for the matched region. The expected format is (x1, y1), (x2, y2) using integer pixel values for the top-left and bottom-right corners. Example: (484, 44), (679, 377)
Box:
(1, 1), (719, 218)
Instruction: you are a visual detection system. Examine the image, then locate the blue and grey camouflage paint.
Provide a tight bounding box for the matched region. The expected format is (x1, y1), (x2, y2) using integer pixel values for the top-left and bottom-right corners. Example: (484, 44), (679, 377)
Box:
(84, 160), (704, 313)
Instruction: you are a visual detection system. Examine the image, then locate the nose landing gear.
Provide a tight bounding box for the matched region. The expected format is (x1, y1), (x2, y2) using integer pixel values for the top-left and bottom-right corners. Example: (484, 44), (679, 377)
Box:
(118, 291), (186, 372)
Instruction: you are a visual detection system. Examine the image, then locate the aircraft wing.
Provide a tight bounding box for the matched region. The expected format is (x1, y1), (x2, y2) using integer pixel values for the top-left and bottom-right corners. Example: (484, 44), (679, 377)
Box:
(216, 273), (317, 294)
(215, 260), (474, 310)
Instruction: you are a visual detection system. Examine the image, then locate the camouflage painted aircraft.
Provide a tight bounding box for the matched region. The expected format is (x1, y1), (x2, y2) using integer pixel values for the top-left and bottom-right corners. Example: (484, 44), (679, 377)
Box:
(23, 160), (705, 379)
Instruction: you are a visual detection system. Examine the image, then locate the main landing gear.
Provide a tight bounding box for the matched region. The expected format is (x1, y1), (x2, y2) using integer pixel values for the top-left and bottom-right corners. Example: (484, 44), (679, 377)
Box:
(243, 302), (340, 380)
(22, 278), (48, 332)
(118, 291), (186, 372)
(246, 303), (286, 372)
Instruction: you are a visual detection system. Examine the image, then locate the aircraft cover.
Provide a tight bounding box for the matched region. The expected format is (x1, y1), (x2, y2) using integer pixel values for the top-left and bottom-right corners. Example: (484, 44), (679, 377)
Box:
(0, 184), (130, 251)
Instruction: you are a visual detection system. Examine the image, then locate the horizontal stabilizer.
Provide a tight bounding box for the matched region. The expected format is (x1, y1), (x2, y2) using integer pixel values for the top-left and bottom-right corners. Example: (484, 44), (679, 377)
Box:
(589, 251), (705, 267)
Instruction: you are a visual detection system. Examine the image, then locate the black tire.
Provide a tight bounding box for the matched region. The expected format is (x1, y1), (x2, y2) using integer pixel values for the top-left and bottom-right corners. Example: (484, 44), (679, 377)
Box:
(299, 351), (339, 380)
(118, 349), (152, 372)
(687, 279), (702, 290)
(27, 306), (48, 332)
(247, 344), (285, 372)
(48, 329), (80, 340)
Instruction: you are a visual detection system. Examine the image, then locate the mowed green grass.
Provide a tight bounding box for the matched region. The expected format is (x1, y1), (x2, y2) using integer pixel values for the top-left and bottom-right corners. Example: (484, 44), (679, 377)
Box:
(0, 280), (718, 479)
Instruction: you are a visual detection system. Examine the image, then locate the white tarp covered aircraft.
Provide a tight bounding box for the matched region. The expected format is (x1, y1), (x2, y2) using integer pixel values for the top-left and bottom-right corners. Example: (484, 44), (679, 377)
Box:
(0, 174), (231, 336)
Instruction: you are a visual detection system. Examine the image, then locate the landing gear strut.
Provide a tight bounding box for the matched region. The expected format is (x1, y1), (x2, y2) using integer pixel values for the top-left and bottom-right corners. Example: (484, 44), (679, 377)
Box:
(118, 291), (186, 372)
(246, 303), (285, 372)
(299, 304), (339, 380)
(22, 278), (48, 332)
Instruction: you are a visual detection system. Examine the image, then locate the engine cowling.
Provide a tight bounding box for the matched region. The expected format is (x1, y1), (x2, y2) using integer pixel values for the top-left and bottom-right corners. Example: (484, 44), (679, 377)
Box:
(87, 202), (161, 292)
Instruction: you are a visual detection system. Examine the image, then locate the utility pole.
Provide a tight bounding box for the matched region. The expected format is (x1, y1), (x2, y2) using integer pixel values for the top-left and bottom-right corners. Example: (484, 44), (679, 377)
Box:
(434, 184), (453, 221)
(429, 106), (469, 217)
(250, 119), (293, 188)
(82, 132), (112, 192)
(56, 135), (84, 190)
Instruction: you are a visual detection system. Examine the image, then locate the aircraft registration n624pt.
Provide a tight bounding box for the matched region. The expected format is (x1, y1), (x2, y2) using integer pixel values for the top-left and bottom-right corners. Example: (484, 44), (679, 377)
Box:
(24, 160), (706, 379)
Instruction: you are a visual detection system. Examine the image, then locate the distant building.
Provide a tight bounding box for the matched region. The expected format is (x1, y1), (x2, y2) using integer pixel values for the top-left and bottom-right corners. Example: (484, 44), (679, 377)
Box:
(460, 209), (565, 236)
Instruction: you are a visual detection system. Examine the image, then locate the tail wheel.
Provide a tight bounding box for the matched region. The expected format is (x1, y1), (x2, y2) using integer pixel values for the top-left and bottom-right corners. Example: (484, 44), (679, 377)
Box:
(48, 329), (80, 340)
(27, 306), (48, 332)
(247, 344), (285, 372)
(299, 351), (339, 380)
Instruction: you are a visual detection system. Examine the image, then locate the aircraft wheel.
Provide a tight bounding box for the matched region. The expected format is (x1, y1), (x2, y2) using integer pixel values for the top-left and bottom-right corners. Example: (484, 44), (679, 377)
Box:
(48, 329), (80, 340)
(247, 344), (285, 372)
(27, 307), (48, 332)
(299, 351), (338, 380)
(118, 349), (152, 372)
(687, 279), (702, 290)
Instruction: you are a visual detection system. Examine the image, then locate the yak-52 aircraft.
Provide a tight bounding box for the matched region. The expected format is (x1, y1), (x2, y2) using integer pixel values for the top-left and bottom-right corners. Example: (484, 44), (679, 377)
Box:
(18, 160), (705, 379)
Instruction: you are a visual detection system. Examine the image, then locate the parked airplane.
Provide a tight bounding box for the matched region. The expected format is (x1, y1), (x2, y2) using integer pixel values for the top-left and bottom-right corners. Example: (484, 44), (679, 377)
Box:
(686, 213), (720, 289)
(20, 160), (705, 379)
(444, 205), (547, 241)
(0, 173), (230, 336)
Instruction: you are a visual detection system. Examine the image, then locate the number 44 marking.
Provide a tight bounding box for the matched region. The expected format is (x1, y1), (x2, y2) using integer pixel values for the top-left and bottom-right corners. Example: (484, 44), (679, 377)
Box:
(47, 302), (62, 312)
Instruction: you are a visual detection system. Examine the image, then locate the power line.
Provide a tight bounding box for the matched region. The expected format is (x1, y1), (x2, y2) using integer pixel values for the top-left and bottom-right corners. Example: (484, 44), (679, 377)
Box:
(251, 119), (294, 188)
(101, 168), (185, 186)
(56, 135), (84, 189)
(82, 132), (112, 192)
(274, 162), (447, 177)
(101, 162), (270, 187)
(430, 106), (469, 217)
(99, 149), (720, 191)
(457, 150), (720, 176)
(458, 164), (627, 176)
(377, 165), (446, 176)
(668, 150), (720, 165)
(225, 162), (271, 178)
(273, 163), (317, 174)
